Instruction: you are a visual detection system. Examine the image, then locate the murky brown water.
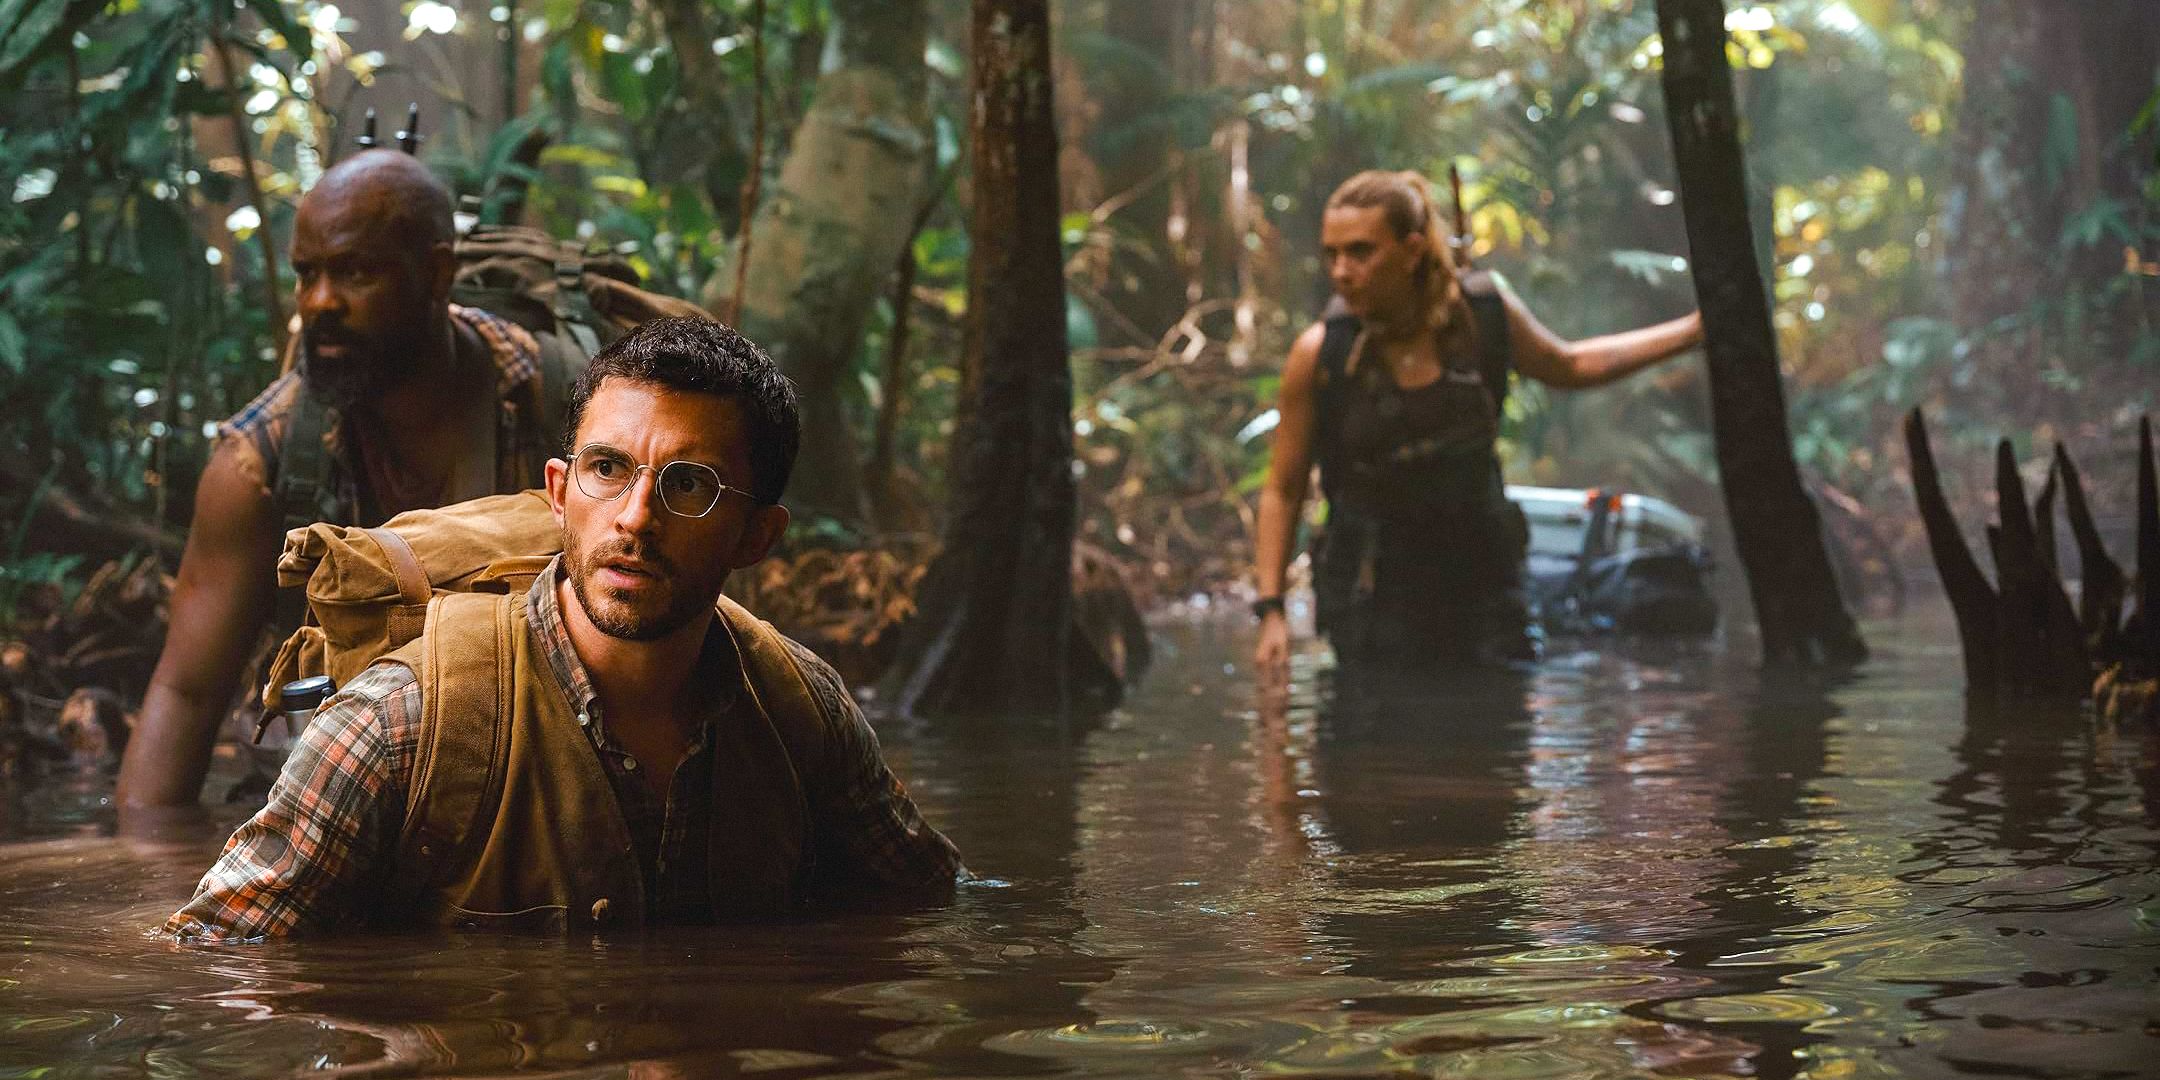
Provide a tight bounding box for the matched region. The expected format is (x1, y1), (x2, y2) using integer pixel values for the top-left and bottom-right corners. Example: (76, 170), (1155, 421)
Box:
(4, 611), (2156, 1078)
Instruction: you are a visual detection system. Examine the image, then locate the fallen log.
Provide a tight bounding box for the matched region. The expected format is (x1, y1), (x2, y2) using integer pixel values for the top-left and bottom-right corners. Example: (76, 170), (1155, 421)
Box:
(0, 459), (184, 563)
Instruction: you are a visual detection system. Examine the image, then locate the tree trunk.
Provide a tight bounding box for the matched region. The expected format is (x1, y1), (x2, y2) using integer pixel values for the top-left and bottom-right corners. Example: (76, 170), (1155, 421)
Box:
(1655, 0), (1866, 670)
(892, 0), (1109, 719)
(1944, 1), (2160, 425)
(712, 0), (932, 522)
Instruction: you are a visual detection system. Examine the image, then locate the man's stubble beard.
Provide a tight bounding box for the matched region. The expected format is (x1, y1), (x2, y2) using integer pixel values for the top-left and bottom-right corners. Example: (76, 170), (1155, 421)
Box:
(563, 529), (722, 642)
(300, 309), (434, 411)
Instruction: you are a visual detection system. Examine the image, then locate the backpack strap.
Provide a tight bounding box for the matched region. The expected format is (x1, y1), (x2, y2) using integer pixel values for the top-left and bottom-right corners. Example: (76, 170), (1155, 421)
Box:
(1311, 310), (1365, 486)
(523, 258), (597, 465)
(270, 393), (343, 634)
(363, 526), (434, 650)
(385, 591), (519, 910)
(275, 392), (339, 534)
(1461, 270), (1511, 419)
(531, 331), (582, 458)
(552, 258), (605, 360)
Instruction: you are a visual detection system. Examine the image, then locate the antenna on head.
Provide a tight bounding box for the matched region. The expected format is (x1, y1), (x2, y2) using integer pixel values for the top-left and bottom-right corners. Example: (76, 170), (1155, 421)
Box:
(1448, 162), (1472, 267)
(396, 103), (422, 154)
(355, 107), (380, 149)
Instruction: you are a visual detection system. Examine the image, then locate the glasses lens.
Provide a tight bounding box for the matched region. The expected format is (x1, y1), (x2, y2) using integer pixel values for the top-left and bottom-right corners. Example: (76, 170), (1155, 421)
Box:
(574, 446), (637, 500)
(657, 461), (725, 517)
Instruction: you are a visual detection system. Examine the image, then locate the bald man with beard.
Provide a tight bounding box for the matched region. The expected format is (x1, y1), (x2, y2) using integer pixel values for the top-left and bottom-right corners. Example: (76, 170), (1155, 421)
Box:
(116, 150), (579, 811)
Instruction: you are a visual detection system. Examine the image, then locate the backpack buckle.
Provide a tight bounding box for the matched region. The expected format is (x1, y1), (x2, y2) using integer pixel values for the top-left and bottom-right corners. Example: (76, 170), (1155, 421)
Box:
(553, 258), (584, 314)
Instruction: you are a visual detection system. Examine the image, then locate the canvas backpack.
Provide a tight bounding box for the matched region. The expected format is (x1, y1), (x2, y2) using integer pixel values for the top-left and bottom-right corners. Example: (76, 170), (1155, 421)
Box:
(258, 490), (563, 713)
(257, 489), (823, 754)
(450, 223), (707, 360)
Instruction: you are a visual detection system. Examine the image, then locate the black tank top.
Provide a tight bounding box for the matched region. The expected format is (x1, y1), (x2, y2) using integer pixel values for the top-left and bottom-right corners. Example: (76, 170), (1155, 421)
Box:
(1313, 272), (1510, 523)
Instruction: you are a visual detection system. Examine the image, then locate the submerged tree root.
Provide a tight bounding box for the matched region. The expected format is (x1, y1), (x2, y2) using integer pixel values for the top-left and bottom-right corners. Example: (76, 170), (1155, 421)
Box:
(1905, 408), (2159, 725)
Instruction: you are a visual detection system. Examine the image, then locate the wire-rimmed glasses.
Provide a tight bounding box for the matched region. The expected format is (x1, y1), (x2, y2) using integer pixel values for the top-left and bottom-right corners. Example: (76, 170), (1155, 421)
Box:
(568, 443), (755, 518)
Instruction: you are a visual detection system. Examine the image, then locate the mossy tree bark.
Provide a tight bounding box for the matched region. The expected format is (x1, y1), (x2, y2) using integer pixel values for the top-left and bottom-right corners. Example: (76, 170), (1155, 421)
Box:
(1947, 1), (2160, 332)
(1943, 0), (2160, 432)
(893, 0), (1113, 720)
(1655, 0), (1866, 670)
(709, 0), (932, 522)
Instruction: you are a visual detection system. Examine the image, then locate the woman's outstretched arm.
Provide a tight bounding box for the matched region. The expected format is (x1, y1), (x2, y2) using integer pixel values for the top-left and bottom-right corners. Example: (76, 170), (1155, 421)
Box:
(1503, 282), (1703, 390)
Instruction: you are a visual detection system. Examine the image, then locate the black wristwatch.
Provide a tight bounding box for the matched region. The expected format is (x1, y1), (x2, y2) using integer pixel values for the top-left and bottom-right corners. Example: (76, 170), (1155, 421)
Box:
(1250, 595), (1286, 621)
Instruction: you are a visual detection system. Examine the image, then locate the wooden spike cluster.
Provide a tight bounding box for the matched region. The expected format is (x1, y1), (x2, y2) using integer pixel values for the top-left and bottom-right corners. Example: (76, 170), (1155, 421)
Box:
(1904, 409), (2158, 720)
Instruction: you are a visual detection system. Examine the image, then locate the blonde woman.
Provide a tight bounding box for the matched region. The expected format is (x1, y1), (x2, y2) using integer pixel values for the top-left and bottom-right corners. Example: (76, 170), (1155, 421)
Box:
(1252, 170), (1703, 678)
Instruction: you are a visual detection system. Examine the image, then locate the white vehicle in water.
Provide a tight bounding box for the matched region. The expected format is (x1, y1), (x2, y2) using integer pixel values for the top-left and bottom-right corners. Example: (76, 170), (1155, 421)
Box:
(1508, 485), (1719, 635)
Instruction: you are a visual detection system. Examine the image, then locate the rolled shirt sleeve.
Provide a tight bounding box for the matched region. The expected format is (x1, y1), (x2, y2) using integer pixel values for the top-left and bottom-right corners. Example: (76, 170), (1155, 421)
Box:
(166, 663), (420, 943)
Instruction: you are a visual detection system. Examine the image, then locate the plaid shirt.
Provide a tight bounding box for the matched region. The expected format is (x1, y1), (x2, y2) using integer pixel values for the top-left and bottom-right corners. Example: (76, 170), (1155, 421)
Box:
(218, 304), (544, 522)
(168, 559), (962, 942)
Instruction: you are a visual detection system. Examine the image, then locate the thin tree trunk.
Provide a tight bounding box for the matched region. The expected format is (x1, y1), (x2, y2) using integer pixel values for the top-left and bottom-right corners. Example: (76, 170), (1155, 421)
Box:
(647, 0), (748, 214)
(711, 0), (932, 522)
(1655, 0), (1865, 670)
(726, 0), (767, 327)
(866, 178), (945, 528)
(892, 0), (1111, 719)
(499, 0), (518, 128)
(211, 32), (287, 358)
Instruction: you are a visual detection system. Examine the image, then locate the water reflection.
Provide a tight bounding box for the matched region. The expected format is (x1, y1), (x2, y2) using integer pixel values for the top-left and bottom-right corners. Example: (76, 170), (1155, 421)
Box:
(1309, 666), (1534, 974)
(882, 709), (1126, 1075)
(2, 613), (2156, 1078)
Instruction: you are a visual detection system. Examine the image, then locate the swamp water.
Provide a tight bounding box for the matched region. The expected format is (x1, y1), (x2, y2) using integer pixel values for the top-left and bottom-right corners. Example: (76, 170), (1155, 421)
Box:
(2, 611), (2155, 1078)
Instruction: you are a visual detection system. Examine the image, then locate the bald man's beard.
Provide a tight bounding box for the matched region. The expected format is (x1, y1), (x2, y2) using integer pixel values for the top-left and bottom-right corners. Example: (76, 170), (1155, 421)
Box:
(300, 316), (431, 411)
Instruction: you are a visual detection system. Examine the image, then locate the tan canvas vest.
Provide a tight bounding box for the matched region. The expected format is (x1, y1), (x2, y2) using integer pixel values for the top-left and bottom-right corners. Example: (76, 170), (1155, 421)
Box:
(377, 589), (830, 931)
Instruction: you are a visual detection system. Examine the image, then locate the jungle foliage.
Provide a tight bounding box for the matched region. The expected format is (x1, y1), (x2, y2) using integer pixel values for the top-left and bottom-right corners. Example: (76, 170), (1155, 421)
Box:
(4, 0), (2157, 622)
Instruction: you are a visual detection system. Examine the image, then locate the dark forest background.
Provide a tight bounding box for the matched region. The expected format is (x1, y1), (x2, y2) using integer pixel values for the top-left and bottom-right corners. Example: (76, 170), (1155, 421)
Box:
(3, 0), (2157, 630)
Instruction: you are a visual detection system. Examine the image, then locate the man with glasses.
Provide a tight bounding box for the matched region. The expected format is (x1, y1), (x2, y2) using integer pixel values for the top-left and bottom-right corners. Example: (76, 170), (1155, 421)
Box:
(168, 317), (962, 939)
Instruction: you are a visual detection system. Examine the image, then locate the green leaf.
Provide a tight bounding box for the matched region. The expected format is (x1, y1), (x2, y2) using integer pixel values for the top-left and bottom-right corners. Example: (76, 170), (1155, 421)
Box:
(79, 12), (189, 128)
(1343, 61), (1455, 98)
(1608, 249), (1690, 288)
(2041, 92), (2079, 195)
(238, 0), (312, 63)
(2130, 86), (2159, 136)
(538, 144), (627, 170)
(131, 194), (196, 295)
(2058, 197), (2132, 252)
(0, 0), (77, 78)
(0, 312), (25, 374)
